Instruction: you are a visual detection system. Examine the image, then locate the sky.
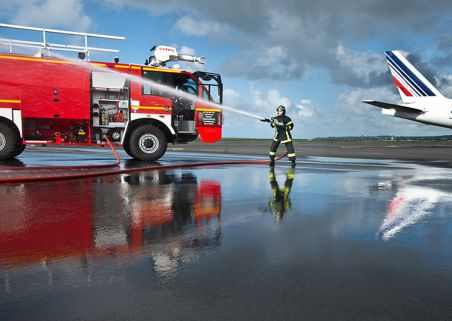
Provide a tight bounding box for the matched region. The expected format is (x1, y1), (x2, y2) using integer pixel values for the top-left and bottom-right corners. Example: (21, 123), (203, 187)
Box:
(2, 0), (452, 138)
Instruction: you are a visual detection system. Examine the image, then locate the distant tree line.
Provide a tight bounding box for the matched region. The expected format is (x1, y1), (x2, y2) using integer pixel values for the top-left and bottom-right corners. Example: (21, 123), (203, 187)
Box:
(308, 135), (452, 142)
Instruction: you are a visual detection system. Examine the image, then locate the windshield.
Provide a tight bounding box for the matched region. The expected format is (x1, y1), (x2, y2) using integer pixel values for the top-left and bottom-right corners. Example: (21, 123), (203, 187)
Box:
(202, 83), (223, 103)
(194, 72), (223, 104)
(142, 71), (198, 97)
(177, 76), (197, 95)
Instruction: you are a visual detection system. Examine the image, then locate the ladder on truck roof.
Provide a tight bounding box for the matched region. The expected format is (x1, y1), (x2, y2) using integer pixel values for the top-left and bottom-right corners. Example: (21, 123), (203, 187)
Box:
(0, 23), (125, 60)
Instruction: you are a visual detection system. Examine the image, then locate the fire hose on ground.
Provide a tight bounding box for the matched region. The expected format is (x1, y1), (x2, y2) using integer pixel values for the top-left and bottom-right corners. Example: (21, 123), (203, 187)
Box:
(0, 138), (289, 184)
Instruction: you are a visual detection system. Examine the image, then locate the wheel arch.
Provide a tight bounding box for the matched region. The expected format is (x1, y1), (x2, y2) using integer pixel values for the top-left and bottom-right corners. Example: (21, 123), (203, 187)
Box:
(0, 116), (21, 139)
(124, 118), (174, 145)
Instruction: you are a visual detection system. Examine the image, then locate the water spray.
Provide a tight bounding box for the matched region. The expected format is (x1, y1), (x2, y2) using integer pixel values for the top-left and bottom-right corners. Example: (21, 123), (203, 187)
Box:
(45, 50), (267, 122)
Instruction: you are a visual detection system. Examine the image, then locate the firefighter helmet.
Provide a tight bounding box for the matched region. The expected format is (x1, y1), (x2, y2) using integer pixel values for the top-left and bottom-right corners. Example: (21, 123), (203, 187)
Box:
(276, 105), (286, 115)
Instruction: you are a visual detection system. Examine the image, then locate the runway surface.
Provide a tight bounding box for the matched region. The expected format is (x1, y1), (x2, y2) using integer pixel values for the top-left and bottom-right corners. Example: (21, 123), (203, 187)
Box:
(178, 139), (452, 165)
(1, 144), (452, 320)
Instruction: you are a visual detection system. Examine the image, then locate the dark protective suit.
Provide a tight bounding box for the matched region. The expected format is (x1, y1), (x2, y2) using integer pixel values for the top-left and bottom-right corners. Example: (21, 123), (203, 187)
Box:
(269, 115), (296, 163)
(268, 167), (295, 221)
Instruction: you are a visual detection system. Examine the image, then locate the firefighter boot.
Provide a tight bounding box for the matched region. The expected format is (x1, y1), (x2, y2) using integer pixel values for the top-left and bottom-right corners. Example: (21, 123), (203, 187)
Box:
(269, 153), (275, 167)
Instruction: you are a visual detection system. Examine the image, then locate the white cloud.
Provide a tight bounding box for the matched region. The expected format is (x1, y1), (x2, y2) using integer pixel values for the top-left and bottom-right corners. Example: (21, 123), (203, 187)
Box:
(249, 86), (266, 109)
(179, 46), (196, 56)
(258, 46), (288, 65)
(268, 89), (291, 109)
(11, 0), (92, 31)
(296, 99), (316, 119)
(437, 74), (452, 97)
(175, 15), (224, 37)
(249, 86), (292, 113)
(335, 44), (387, 85)
(99, 0), (192, 15)
(223, 88), (241, 107)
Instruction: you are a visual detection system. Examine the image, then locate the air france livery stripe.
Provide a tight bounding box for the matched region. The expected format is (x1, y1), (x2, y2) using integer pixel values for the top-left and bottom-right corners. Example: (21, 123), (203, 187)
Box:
(385, 51), (436, 97)
(392, 76), (412, 97)
(386, 52), (424, 96)
(387, 61), (420, 96)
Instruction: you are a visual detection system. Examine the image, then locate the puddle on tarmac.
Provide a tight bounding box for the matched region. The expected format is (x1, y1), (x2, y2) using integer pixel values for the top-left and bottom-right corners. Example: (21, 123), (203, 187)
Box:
(2, 160), (452, 320)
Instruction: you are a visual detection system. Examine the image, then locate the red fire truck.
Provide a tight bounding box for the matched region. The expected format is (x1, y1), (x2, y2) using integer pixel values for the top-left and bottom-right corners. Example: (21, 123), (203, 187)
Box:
(0, 24), (223, 161)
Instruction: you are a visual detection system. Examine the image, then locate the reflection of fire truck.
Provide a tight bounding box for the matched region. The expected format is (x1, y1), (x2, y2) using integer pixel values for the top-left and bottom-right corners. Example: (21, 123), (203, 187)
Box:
(0, 170), (222, 271)
(123, 172), (222, 253)
(0, 24), (223, 161)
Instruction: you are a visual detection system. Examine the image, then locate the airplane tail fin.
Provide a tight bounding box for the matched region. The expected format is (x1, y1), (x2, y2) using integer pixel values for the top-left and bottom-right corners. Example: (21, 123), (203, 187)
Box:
(385, 50), (443, 102)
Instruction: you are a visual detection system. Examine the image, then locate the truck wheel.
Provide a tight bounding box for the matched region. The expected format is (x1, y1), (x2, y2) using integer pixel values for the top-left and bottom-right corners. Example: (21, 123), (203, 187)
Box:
(122, 140), (132, 157)
(128, 125), (167, 161)
(0, 123), (22, 160)
(10, 143), (26, 158)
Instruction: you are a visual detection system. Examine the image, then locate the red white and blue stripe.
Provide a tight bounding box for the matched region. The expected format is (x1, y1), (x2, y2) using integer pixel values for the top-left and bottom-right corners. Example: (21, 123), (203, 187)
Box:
(385, 50), (441, 97)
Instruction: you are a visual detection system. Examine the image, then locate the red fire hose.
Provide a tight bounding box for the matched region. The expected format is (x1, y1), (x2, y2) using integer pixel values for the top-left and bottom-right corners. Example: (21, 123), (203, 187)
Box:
(0, 140), (288, 184)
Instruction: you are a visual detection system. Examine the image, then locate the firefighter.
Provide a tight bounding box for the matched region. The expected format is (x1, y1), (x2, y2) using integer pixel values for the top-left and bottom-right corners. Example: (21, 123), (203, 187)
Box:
(263, 105), (296, 167)
(268, 167), (295, 221)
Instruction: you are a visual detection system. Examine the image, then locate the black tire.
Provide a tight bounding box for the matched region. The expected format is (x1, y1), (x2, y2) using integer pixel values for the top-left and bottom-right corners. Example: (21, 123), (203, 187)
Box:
(10, 142), (26, 158)
(128, 125), (167, 161)
(122, 140), (132, 158)
(0, 122), (22, 160)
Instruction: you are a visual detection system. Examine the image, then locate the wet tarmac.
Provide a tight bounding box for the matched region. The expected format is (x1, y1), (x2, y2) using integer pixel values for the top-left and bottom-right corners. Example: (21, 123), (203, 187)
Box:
(2, 146), (452, 320)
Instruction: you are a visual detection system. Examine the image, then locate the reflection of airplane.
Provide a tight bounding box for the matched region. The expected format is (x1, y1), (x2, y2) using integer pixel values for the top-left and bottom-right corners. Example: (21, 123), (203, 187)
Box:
(376, 177), (451, 240)
(0, 172), (222, 274)
(363, 50), (452, 129)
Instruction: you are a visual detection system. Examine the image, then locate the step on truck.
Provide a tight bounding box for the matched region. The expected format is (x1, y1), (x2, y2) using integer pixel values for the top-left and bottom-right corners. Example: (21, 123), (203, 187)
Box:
(0, 23), (223, 161)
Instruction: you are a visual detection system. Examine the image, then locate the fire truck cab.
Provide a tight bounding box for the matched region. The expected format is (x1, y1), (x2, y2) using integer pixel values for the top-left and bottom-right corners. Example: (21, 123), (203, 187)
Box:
(0, 24), (223, 161)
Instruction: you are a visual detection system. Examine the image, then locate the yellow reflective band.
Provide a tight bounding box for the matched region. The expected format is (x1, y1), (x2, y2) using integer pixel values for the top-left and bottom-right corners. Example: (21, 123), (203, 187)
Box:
(133, 106), (172, 111)
(269, 152), (276, 155)
(92, 63), (107, 67)
(281, 139), (292, 143)
(288, 153), (296, 157)
(196, 108), (222, 112)
(131, 66), (142, 70)
(0, 54), (75, 65)
(142, 67), (181, 73)
(287, 174), (295, 179)
(287, 121), (293, 125)
(269, 173), (275, 179)
(0, 99), (20, 104)
(114, 65), (129, 69)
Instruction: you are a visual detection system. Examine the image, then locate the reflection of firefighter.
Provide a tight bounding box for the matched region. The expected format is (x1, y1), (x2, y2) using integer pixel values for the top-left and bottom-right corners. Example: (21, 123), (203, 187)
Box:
(268, 167), (295, 221)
